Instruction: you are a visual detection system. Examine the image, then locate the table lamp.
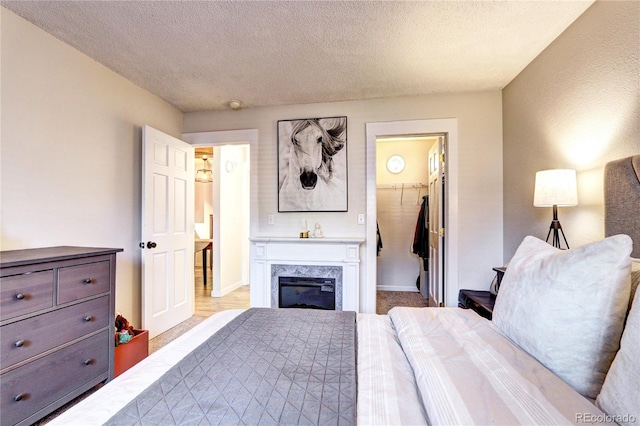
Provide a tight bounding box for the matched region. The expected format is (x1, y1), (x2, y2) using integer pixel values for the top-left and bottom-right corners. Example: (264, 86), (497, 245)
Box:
(533, 169), (578, 249)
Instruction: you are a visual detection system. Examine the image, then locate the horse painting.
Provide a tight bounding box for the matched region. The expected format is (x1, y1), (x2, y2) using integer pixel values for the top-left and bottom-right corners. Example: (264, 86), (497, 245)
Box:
(278, 117), (347, 211)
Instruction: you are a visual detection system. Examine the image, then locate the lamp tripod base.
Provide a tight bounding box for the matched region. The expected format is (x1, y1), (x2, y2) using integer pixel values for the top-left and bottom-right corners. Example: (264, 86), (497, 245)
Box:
(545, 205), (570, 249)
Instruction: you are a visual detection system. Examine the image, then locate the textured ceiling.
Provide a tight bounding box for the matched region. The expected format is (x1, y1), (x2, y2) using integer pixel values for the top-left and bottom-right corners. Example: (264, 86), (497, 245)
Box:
(2, 1), (594, 112)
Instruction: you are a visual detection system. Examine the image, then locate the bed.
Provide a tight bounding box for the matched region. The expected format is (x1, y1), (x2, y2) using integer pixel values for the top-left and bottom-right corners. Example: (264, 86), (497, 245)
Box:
(49, 156), (640, 426)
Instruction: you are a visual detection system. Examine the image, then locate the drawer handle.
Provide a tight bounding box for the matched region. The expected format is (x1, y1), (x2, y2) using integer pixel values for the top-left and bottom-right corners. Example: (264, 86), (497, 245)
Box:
(83, 359), (93, 366)
(15, 293), (25, 300)
(14, 340), (25, 348)
(14, 394), (25, 402)
(84, 278), (93, 284)
(83, 315), (93, 322)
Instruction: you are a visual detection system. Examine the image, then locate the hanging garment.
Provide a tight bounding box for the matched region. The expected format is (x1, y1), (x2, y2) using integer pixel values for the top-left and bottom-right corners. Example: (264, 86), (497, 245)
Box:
(377, 222), (383, 256)
(412, 196), (429, 259)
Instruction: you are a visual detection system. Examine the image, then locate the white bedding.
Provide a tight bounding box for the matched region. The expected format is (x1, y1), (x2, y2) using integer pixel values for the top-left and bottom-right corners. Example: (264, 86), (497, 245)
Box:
(356, 314), (427, 425)
(386, 307), (612, 425)
(50, 307), (613, 425)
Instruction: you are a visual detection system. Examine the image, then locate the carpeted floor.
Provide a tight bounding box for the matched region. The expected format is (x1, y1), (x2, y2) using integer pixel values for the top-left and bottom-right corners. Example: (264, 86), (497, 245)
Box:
(377, 290), (429, 314)
(148, 315), (208, 354)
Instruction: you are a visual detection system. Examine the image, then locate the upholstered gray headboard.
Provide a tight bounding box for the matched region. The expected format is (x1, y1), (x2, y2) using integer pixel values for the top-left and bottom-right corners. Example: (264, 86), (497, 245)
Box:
(604, 155), (640, 258)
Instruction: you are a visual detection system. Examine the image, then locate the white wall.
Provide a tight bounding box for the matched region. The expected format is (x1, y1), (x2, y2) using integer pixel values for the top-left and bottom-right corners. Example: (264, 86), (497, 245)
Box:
(0, 8), (183, 326)
(503, 1), (640, 259)
(184, 91), (504, 309)
(211, 145), (250, 296)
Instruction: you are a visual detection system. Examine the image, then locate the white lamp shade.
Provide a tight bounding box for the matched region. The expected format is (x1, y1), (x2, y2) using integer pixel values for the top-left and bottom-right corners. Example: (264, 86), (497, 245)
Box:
(533, 169), (578, 207)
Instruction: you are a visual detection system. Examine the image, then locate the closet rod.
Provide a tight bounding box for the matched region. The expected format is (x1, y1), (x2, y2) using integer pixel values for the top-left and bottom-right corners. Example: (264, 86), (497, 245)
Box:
(375, 183), (427, 189)
(377, 183), (428, 205)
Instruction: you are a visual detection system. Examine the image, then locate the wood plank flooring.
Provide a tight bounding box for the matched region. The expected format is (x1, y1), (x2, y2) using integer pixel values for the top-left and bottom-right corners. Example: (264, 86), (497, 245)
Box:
(194, 266), (251, 316)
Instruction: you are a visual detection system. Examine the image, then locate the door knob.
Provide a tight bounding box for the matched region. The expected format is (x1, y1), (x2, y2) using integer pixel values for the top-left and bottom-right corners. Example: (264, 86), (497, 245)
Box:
(146, 241), (157, 249)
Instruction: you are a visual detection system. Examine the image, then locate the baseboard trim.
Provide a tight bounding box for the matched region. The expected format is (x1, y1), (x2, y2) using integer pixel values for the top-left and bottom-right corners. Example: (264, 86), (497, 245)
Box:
(211, 281), (244, 298)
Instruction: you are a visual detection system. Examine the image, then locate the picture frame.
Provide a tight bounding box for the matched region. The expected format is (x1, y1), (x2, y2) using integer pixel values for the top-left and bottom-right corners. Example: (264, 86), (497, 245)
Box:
(278, 116), (348, 212)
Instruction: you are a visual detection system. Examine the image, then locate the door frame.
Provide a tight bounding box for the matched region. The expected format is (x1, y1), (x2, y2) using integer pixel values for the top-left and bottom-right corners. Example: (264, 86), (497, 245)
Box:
(364, 119), (459, 313)
(181, 129), (258, 298)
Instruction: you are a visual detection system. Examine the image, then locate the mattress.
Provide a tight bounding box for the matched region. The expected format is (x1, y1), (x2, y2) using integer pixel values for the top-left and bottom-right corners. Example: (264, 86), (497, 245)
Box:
(50, 307), (613, 425)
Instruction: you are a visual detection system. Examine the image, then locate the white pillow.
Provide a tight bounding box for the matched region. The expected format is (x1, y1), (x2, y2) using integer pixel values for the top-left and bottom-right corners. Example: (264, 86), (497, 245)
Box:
(493, 235), (632, 399)
(596, 287), (640, 425)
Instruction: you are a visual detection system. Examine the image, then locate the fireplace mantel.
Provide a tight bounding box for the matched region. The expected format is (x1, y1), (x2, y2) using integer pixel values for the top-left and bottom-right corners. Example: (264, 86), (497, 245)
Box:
(249, 237), (364, 311)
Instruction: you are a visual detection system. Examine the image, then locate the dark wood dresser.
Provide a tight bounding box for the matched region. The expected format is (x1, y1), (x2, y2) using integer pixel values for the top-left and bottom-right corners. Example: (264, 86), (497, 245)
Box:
(0, 246), (122, 426)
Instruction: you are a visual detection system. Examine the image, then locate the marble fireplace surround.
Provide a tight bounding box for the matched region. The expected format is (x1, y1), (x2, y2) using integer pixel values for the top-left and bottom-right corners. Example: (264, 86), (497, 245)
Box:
(249, 237), (365, 312)
(272, 264), (342, 310)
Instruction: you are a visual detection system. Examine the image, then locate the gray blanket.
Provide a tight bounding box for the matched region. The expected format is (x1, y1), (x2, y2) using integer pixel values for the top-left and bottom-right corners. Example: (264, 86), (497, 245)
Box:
(105, 308), (357, 425)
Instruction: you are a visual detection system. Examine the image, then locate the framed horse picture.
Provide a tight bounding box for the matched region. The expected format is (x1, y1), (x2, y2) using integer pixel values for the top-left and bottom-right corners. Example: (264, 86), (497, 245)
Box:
(278, 116), (348, 212)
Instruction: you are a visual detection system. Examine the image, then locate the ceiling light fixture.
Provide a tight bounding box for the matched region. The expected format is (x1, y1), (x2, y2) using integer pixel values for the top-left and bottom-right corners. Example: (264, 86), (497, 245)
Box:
(229, 100), (242, 110)
(195, 156), (213, 183)
(386, 155), (405, 174)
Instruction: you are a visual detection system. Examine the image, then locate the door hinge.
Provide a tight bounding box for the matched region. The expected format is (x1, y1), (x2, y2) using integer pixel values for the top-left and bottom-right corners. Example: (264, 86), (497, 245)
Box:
(440, 153), (445, 163)
(439, 228), (445, 237)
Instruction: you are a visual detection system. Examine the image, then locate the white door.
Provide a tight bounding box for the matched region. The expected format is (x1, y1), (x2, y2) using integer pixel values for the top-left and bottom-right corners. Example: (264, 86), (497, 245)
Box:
(428, 136), (445, 307)
(142, 125), (195, 338)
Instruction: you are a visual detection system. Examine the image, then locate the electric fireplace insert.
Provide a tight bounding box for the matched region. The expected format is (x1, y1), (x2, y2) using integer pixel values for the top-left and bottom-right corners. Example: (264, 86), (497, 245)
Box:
(278, 276), (336, 310)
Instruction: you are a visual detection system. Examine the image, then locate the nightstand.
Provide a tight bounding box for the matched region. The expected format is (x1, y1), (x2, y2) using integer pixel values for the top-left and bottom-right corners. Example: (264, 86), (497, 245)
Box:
(458, 289), (496, 320)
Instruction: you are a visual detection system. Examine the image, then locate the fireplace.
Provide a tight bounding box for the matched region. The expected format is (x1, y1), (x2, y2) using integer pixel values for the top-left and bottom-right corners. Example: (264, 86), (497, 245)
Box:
(278, 276), (336, 310)
(250, 237), (364, 311)
(271, 264), (342, 310)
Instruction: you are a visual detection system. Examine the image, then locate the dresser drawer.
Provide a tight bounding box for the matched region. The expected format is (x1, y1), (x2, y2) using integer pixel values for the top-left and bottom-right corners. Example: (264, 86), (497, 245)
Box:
(58, 261), (110, 304)
(0, 271), (54, 322)
(1, 296), (110, 370)
(0, 330), (109, 426)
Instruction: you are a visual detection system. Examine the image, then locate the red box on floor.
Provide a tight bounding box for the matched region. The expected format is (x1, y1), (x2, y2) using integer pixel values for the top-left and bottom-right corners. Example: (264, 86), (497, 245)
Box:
(114, 329), (149, 378)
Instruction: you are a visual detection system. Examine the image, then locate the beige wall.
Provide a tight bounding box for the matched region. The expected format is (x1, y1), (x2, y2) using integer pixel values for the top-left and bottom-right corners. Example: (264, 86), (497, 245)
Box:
(1, 8), (183, 325)
(503, 1), (640, 260)
(184, 91), (504, 299)
(213, 144), (250, 296)
(376, 137), (433, 186)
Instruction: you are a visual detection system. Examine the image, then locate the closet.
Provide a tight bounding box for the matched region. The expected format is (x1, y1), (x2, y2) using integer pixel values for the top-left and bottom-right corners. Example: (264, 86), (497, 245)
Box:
(376, 137), (436, 296)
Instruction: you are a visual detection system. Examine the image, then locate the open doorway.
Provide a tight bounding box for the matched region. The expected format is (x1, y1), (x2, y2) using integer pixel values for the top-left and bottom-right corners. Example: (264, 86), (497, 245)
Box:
(375, 135), (443, 314)
(183, 129), (257, 305)
(376, 136), (436, 294)
(364, 119), (458, 314)
(193, 144), (250, 298)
